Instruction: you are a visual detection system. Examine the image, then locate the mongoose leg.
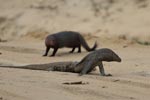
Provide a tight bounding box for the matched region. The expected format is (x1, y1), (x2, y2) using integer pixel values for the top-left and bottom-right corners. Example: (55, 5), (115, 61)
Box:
(69, 47), (76, 53)
(50, 48), (58, 56)
(43, 46), (50, 56)
(78, 45), (81, 53)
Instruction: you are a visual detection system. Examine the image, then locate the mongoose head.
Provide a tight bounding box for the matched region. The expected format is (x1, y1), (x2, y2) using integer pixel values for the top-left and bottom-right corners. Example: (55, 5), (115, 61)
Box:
(45, 36), (56, 47)
(98, 48), (121, 62)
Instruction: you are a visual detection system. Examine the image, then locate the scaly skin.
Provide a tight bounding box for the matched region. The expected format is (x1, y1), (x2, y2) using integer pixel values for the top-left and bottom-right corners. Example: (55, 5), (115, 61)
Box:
(0, 48), (121, 76)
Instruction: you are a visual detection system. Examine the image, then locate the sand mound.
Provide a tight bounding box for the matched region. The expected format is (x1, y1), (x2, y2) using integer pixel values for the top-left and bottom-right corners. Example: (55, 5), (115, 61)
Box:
(0, 0), (150, 44)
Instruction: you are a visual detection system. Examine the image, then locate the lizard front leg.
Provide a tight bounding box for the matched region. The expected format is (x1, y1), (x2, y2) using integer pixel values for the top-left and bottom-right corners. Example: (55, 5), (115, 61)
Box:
(98, 62), (112, 76)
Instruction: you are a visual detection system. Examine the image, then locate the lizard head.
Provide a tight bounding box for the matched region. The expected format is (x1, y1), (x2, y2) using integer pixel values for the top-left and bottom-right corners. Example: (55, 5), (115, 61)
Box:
(112, 52), (121, 62)
(98, 48), (121, 62)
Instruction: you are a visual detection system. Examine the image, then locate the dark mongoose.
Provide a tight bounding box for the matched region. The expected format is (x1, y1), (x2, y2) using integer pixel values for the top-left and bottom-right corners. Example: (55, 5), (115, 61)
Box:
(0, 48), (121, 76)
(43, 31), (97, 56)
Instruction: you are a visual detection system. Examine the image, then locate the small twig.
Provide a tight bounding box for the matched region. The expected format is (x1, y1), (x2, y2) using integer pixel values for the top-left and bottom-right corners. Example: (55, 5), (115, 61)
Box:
(0, 97), (3, 100)
(112, 79), (120, 82)
(0, 39), (7, 42)
(63, 81), (89, 85)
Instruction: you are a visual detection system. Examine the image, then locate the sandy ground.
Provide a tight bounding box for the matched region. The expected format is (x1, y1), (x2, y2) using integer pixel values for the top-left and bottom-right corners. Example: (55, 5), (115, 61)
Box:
(0, 0), (150, 100)
(0, 38), (150, 100)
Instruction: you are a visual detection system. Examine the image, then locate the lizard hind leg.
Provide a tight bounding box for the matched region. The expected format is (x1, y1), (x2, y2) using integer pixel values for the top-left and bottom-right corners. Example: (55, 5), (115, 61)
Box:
(79, 60), (95, 76)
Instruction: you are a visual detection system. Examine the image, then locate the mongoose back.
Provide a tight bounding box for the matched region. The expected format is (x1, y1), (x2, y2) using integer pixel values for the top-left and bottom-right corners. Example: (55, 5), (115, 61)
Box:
(43, 31), (97, 56)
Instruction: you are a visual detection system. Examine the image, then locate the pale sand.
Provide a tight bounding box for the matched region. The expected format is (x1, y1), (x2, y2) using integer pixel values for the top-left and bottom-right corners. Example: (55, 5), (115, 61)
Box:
(0, 38), (150, 100)
(0, 0), (150, 100)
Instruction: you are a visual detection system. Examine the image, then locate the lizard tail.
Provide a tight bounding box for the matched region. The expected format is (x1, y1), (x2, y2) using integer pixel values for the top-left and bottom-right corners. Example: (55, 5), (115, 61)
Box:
(0, 64), (52, 71)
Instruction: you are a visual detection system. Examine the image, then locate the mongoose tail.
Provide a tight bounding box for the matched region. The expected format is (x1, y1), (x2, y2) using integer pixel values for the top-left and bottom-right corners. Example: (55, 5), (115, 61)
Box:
(79, 35), (97, 51)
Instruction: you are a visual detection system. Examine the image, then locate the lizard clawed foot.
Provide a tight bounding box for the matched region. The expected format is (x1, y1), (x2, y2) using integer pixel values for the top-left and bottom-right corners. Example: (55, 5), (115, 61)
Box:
(105, 74), (112, 77)
(101, 74), (112, 77)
